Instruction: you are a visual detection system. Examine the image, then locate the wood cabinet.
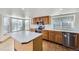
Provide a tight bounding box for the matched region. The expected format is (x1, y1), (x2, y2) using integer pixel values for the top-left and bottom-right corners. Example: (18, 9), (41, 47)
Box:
(33, 35), (43, 51)
(48, 31), (63, 44)
(49, 31), (55, 42)
(54, 31), (63, 44)
(42, 30), (49, 40)
(32, 16), (50, 24)
(76, 34), (79, 50)
(32, 17), (40, 24)
(40, 16), (50, 24)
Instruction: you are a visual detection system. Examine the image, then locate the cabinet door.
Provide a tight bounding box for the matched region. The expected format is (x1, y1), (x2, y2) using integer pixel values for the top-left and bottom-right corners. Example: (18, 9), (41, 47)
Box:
(36, 17), (40, 23)
(42, 30), (49, 40)
(33, 17), (40, 24)
(43, 16), (49, 24)
(32, 16), (50, 24)
(33, 18), (36, 24)
(49, 31), (55, 41)
(76, 34), (79, 50)
(54, 31), (63, 44)
(45, 16), (49, 24)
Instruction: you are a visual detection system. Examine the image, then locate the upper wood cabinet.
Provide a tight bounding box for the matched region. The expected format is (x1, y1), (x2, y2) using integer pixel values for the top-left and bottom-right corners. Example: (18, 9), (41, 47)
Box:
(32, 16), (51, 24)
(32, 17), (40, 24)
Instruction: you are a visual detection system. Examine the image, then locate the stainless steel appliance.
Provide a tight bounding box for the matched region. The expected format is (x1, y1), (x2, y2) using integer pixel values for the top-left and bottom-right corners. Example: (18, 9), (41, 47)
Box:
(62, 32), (77, 48)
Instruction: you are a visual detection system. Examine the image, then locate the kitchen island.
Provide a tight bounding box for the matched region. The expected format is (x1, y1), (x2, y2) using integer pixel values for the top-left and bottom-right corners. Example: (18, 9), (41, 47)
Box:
(10, 31), (42, 51)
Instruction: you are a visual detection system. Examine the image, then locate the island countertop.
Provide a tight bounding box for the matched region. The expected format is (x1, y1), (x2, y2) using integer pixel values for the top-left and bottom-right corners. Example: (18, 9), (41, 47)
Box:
(10, 31), (42, 43)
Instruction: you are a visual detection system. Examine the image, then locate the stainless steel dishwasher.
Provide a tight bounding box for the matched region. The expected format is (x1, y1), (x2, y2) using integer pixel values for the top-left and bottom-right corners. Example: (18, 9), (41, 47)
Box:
(62, 32), (77, 48)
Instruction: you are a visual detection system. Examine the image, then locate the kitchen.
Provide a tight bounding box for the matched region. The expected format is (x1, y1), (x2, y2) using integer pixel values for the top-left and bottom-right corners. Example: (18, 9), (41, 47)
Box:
(0, 8), (79, 51)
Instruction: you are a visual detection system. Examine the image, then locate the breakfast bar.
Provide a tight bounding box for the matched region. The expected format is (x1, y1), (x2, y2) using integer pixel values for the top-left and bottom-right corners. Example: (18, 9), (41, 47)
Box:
(10, 31), (42, 51)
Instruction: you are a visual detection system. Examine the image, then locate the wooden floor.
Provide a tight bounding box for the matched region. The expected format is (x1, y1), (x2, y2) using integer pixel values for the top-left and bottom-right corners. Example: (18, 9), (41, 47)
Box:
(0, 38), (73, 51)
(14, 39), (73, 51)
(43, 40), (73, 51)
(0, 38), (14, 51)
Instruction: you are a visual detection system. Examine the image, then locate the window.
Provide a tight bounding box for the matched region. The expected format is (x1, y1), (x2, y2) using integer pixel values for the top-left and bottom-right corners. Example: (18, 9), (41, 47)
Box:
(12, 18), (18, 31)
(12, 18), (23, 32)
(2, 16), (10, 34)
(52, 15), (75, 29)
(25, 19), (30, 30)
(2, 16), (30, 34)
(17, 20), (23, 30)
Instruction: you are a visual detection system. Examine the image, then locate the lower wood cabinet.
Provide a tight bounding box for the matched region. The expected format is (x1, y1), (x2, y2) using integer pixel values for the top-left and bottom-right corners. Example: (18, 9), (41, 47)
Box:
(49, 31), (55, 42)
(54, 31), (63, 44)
(29, 28), (79, 50)
(76, 34), (79, 50)
(42, 30), (49, 40)
(42, 30), (79, 50)
(49, 31), (63, 44)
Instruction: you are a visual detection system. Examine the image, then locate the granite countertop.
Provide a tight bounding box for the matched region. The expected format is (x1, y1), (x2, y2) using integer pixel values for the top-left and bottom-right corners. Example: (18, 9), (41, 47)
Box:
(30, 24), (79, 33)
(44, 27), (79, 33)
(10, 31), (42, 43)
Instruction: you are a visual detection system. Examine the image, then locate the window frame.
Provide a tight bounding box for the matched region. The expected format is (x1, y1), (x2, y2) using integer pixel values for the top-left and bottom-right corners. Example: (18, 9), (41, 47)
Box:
(2, 16), (30, 34)
(25, 19), (30, 31)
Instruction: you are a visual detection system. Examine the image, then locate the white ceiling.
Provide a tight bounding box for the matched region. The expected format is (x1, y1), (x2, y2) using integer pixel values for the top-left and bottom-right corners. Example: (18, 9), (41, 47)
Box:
(0, 8), (25, 18)
(0, 8), (79, 18)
